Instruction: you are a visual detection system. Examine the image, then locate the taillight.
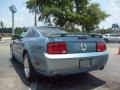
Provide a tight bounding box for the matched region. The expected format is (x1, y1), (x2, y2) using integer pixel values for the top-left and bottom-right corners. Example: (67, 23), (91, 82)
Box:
(47, 42), (67, 54)
(96, 42), (106, 52)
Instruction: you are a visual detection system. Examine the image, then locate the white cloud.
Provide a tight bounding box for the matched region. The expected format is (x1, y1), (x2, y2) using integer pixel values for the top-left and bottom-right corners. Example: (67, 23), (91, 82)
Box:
(14, 7), (44, 27)
(112, 0), (120, 7)
(98, 0), (120, 28)
(1, 0), (120, 28)
(0, 2), (44, 28)
(14, 7), (34, 27)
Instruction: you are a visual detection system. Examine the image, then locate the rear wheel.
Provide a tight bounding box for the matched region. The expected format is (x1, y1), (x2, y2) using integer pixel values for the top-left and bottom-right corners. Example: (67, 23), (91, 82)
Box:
(100, 66), (104, 70)
(82, 72), (88, 75)
(23, 53), (36, 81)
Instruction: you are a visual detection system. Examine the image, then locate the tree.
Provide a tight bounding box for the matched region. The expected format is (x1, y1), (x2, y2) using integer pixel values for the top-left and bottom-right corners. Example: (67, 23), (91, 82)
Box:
(81, 3), (109, 32)
(26, 0), (109, 32)
(0, 21), (4, 29)
(0, 21), (4, 34)
(15, 27), (26, 35)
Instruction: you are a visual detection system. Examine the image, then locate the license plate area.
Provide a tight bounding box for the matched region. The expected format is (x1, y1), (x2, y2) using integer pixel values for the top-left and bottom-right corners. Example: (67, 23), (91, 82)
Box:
(79, 59), (93, 68)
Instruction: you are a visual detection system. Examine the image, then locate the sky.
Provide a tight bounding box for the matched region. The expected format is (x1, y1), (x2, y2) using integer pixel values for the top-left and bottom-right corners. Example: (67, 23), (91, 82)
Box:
(0, 0), (120, 29)
(92, 0), (120, 29)
(0, 0), (44, 28)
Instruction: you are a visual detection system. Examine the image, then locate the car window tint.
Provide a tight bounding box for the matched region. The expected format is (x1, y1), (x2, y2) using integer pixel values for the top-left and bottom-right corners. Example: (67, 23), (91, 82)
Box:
(27, 30), (33, 37)
(20, 32), (27, 38)
(109, 35), (116, 37)
(37, 27), (67, 37)
(32, 30), (40, 37)
(27, 29), (39, 37)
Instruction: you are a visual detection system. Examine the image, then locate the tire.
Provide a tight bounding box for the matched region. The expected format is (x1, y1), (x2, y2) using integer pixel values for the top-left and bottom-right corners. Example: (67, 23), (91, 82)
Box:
(104, 38), (108, 43)
(100, 66), (104, 70)
(10, 47), (15, 61)
(23, 53), (36, 81)
(82, 72), (88, 75)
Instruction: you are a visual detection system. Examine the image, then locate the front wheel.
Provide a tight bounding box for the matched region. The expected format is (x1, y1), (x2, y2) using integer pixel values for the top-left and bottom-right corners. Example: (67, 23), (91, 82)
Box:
(10, 47), (15, 60)
(23, 53), (36, 81)
(104, 38), (108, 43)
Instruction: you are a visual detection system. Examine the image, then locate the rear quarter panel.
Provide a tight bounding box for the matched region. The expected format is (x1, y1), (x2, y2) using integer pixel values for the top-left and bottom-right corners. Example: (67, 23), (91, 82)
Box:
(24, 37), (50, 72)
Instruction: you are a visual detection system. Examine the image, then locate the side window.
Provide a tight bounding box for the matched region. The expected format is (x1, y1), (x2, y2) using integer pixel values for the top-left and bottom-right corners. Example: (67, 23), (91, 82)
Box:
(27, 29), (40, 38)
(28, 30), (34, 37)
(32, 30), (40, 37)
(20, 32), (27, 38)
(109, 35), (116, 37)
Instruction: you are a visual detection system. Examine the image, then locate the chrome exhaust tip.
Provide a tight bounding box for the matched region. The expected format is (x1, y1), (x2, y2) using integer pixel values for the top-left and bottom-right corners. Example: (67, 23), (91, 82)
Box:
(53, 72), (63, 77)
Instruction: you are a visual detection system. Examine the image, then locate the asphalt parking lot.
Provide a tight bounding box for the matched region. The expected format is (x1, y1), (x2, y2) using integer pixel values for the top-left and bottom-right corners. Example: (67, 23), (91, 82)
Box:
(0, 38), (120, 90)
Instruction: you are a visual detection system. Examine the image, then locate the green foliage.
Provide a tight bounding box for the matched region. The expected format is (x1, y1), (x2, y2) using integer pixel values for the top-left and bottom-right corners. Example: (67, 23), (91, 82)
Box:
(0, 28), (12, 33)
(15, 27), (23, 35)
(26, 0), (109, 32)
(81, 3), (109, 33)
(0, 21), (4, 28)
(0, 27), (26, 35)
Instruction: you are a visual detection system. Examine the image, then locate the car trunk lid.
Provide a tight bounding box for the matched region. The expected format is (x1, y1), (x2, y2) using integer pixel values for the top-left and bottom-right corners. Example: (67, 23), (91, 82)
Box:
(48, 34), (101, 54)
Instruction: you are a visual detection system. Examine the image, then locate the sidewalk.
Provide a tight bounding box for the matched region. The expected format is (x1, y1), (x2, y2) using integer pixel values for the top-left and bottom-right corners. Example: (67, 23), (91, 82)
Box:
(107, 43), (119, 55)
(2, 37), (11, 40)
(0, 37), (11, 43)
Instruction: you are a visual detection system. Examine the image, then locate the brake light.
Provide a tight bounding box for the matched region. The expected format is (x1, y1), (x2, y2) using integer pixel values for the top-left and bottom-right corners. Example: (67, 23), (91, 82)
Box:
(47, 42), (67, 54)
(96, 42), (106, 52)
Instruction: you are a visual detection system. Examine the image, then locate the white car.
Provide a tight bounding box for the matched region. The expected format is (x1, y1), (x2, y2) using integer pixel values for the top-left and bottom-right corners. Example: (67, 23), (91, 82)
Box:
(103, 34), (120, 43)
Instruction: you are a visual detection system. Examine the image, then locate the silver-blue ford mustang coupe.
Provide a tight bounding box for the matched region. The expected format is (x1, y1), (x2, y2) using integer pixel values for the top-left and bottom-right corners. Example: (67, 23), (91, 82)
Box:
(10, 26), (108, 81)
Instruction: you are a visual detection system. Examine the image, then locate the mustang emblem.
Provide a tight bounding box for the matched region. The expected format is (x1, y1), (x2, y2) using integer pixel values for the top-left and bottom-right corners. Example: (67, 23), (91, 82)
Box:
(81, 43), (87, 51)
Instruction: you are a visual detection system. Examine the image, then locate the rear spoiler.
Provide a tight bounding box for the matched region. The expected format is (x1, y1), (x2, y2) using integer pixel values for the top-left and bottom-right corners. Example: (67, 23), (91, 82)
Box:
(48, 33), (90, 37)
(48, 33), (101, 38)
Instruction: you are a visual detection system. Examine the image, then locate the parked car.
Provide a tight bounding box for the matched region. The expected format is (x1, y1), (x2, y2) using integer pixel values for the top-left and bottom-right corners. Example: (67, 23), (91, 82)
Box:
(103, 34), (120, 43)
(10, 26), (108, 81)
(89, 34), (103, 38)
(89, 34), (108, 43)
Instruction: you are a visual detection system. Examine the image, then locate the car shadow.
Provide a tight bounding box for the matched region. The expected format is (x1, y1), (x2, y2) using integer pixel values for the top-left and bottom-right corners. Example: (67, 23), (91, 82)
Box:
(36, 74), (106, 90)
(10, 59), (106, 90)
(10, 59), (30, 86)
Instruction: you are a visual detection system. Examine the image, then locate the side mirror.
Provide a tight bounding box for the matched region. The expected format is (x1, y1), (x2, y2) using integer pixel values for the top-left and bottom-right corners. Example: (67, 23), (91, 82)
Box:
(12, 34), (20, 40)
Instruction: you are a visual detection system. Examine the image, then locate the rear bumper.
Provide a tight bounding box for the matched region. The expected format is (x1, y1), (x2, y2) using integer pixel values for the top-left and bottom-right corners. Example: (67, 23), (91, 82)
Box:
(44, 51), (108, 59)
(37, 51), (108, 76)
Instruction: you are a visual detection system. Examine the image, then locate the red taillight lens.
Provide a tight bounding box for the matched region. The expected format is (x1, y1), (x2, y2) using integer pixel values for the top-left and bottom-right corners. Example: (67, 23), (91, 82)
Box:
(47, 42), (67, 54)
(96, 42), (106, 52)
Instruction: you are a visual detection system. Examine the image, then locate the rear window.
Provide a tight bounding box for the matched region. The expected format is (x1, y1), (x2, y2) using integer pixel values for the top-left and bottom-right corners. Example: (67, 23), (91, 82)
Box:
(91, 34), (103, 38)
(37, 27), (67, 37)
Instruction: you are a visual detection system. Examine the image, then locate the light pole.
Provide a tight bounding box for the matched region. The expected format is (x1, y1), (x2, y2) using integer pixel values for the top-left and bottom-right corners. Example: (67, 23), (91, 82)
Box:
(9, 5), (17, 35)
(34, 0), (37, 26)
